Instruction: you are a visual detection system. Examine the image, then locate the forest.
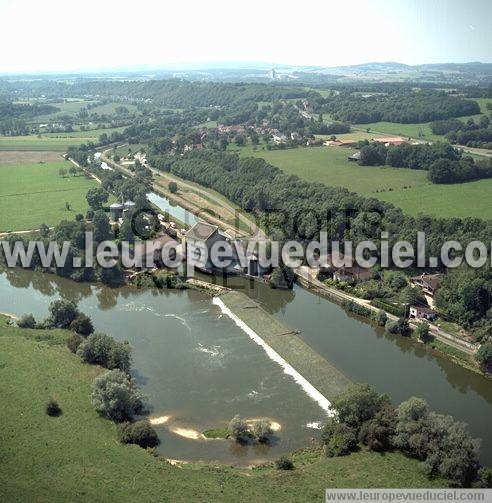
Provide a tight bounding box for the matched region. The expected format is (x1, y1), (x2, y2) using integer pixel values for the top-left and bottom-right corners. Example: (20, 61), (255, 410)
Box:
(317, 90), (480, 124)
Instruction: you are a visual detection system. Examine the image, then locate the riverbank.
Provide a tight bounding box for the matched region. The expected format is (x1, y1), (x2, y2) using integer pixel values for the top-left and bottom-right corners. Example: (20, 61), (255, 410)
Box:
(215, 291), (352, 405)
(0, 314), (449, 501)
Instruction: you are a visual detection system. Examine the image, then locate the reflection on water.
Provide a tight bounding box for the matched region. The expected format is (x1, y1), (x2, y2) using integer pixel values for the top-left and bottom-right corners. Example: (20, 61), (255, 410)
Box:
(147, 192), (201, 227)
(1, 267), (491, 464)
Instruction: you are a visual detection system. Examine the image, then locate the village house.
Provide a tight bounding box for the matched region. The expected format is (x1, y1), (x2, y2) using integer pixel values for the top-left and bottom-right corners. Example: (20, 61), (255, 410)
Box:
(409, 305), (437, 321)
(410, 274), (442, 297)
(333, 264), (373, 283)
(317, 251), (372, 283)
(273, 133), (288, 144)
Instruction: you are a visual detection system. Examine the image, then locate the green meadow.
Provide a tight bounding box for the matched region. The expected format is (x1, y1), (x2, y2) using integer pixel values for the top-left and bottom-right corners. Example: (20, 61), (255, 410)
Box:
(374, 177), (492, 219)
(0, 315), (447, 502)
(0, 136), (92, 151)
(0, 160), (98, 231)
(237, 145), (492, 219)
(236, 145), (428, 194)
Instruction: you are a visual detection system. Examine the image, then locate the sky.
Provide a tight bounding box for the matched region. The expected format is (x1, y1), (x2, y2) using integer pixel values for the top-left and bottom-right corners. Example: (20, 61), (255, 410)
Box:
(0, 0), (491, 73)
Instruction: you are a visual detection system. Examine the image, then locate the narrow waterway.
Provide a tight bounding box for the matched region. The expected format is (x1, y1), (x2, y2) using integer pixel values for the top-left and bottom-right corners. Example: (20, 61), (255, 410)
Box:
(147, 192), (201, 227)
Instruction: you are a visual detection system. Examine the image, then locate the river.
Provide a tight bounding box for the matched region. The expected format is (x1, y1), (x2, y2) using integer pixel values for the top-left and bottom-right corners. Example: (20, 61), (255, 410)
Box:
(1, 192), (491, 465)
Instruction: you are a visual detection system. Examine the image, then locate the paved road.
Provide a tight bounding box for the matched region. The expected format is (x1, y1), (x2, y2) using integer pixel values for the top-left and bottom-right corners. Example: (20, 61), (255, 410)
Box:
(296, 266), (478, 355)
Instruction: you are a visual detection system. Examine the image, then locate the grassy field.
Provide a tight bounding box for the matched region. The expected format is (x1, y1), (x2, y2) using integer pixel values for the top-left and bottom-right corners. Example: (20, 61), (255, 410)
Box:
(42, 125), (127, 139)
(115, 143), (148, 156)
(0, 126), (128, 151)
(0, 315), (447, 501)
(236, 145), (429, 194)
(375, 177), (492, 219)
(353, 121), (444, 142)
(0, 136), (91, 151)
(236, 144), (492, 219)
(0, 160), (97, 231)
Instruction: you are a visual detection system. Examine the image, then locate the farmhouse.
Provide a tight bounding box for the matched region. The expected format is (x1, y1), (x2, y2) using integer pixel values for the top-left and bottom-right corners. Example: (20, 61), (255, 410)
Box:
(372, 137), (408, 146)
(410, 274), (441, 297)
(409, 305), (437, 321)
(337, 139), (358, 147)
(323, 140), (342, 147)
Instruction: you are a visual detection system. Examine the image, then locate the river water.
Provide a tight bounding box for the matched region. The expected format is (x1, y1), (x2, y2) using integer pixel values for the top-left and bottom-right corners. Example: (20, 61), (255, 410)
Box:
(1, 192), (491, 465)
(1, 268), (491, 465)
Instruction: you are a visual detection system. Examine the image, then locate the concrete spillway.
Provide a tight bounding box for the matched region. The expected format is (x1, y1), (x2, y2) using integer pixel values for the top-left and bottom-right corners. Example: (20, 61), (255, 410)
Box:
(213, 293), (352, 414)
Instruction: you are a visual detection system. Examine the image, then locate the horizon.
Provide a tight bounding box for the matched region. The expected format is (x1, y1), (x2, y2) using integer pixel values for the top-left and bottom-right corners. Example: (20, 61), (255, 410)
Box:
(1, 59), (491, 78)
(1, 0), (491, 74)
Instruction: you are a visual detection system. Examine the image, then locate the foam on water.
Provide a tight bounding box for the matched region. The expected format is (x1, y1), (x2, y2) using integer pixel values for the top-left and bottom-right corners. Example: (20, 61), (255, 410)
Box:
(212, 296), (332, 414)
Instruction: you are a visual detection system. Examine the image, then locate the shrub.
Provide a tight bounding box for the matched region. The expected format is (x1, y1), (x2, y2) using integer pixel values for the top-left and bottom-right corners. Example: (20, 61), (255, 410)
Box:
(370, 299), (406, 317)
(91, 369), (145, 422)
(476, 341), (492, 373)
(17, 314), (36, 329)
(385, 317), (411, 336)
(393, 397), (480, 486)
(228, 415), (250, 443)
(331, 383), (388, 431)
(475, 467), (492, 488)
(321, 418), (358, 457)
(48, 299), (79, 328)
(168, 181), (178, 193)
(117, 420), (160, 448)
(374, 310), (388, 327)
(77, 333), (131, 372)
(70, 313), (94, 336)
(358, 403), (396, 452)
(46, 398), (62, 417)
(67, 333), (84, 353)
(416, 321), (431, 342)
(275, 456), (294, 470)
(253, 418), (272, 443)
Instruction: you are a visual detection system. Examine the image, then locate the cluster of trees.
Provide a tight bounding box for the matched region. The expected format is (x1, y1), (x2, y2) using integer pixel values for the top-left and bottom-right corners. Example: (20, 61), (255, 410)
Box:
(318, 90), (480, 124)
(359, 141), (461, 169)
(227, 415), (273, 444)
(431, 116), (492, 149)
(321, 384), (488, 487)
(0, 100), (59, 135)
(428, 157), (492, 184)
(358, 141), (492, 184)
(18, 299), (94, 335)
(36, 79), (315, 109)
(435, 267), (492, 345)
